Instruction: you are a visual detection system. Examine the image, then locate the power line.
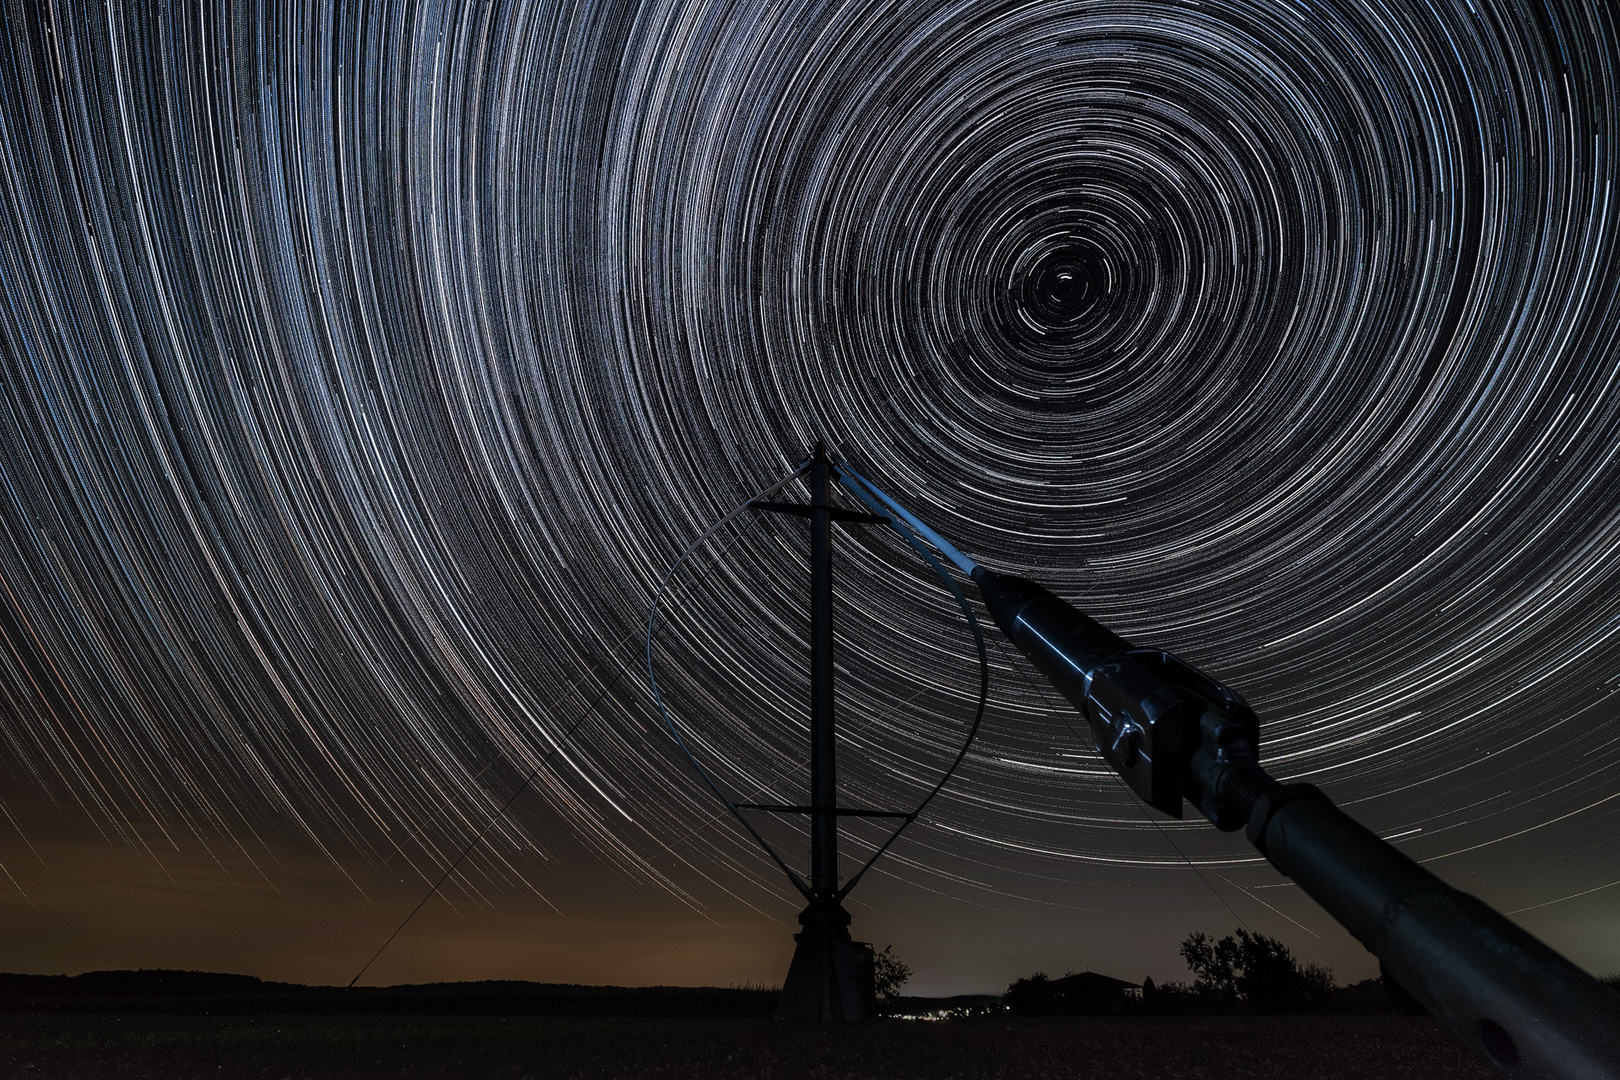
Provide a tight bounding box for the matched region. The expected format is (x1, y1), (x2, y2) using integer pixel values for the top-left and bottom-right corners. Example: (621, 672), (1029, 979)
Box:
(346, 666), (626, 990)
(346, 517), (763, 990)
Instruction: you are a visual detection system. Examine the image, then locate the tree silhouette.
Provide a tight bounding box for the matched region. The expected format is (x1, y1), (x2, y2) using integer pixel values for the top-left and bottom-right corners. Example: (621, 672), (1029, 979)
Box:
(872, 945), (912, 1002)
(1180, 929), (1333, 1010)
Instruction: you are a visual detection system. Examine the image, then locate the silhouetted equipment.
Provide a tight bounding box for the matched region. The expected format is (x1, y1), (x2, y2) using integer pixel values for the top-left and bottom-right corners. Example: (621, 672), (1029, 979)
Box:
(648, 445), (989, 1022)
(967, 565), (1620, 1078)
(660, 448), (1619, 1066)
(829, 463), (1620, 1076)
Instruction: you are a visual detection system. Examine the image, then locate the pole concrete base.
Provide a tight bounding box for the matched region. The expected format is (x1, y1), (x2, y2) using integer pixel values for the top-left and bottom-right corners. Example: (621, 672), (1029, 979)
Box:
(774, 904), (875, 1021)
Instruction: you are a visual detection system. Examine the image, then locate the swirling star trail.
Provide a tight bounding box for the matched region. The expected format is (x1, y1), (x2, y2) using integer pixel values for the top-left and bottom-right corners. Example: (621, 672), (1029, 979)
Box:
(0, 0), (1616, 991)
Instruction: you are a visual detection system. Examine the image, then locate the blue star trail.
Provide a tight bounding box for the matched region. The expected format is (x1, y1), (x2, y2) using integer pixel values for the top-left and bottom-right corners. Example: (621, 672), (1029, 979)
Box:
(0, 0), (1616, 986)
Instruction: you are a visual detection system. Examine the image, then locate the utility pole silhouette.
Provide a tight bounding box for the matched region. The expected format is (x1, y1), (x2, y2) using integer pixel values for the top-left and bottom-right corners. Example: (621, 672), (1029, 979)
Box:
(749, 442), (887, 1020)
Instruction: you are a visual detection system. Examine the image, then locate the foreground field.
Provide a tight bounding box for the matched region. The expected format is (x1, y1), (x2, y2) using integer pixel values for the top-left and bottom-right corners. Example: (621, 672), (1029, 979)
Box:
(0, 1013), (1494, 1079)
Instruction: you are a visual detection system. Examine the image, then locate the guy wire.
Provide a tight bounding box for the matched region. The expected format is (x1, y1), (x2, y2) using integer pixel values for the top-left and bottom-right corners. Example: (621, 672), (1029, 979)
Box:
(345, 517), (763, 991)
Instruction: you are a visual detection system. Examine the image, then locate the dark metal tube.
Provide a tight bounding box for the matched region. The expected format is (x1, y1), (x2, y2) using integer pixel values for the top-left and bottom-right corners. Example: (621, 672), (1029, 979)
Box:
(809, 443), (838, 900)
(972, 565), (1620, 1077)
(1250, 787), (1620, 1079)
(972, 568), (1193, 817)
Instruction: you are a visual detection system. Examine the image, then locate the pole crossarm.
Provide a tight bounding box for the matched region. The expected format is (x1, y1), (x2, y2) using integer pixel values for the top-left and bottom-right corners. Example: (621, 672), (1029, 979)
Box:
(735, 803), (916, 819)
(749, 500), (889, 525)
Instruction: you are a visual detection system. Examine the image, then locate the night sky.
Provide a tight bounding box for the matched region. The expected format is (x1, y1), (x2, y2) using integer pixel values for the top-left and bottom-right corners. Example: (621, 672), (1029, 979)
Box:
(1, 0), (1618, 997)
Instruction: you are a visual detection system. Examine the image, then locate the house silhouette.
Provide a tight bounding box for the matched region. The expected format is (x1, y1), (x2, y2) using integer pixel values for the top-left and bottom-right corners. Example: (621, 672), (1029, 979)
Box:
(1052, 971), (1142, 1011)
(1006, 970), (1143, 1015)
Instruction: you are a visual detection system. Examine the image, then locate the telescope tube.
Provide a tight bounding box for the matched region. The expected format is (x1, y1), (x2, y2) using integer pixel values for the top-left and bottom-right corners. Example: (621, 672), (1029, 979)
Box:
(974, 567), (1620, 1080)
(1248, 782), (1620, 1079)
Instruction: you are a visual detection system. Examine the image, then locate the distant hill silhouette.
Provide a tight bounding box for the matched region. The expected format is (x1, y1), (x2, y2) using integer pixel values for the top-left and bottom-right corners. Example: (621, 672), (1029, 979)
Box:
(0, 970), (777, 1017)
(0, 970), (283, 998)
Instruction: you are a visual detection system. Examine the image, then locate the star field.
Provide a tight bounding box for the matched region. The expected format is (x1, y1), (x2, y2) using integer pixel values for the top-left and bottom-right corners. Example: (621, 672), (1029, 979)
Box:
(0, 0), (1617, 988)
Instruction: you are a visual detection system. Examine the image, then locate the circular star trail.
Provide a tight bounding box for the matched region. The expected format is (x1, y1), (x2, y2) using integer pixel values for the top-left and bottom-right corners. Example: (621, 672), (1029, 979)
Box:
(0, 0), (1617, 962)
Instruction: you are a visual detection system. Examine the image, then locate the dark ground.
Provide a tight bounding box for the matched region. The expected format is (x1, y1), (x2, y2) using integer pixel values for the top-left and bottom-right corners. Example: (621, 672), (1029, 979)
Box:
(0, 1013), (1495, 1079)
